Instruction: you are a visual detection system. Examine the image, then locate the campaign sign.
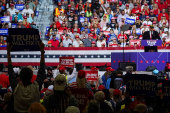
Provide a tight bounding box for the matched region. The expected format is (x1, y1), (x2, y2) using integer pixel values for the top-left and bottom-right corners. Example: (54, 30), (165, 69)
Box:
(7, 28), (41, 51)
(141, 40), (162, 46)
(130, 40), (140, 46)
(36, 11), (39, 17)
(125, 17), (135, 25)
(15, 4), (24, 11)
(126, 74), (157, 96)
(11, 24), (17, 28)
(80, 17), (85, 23)
(162, 81), (170, 102)
(0, 29), (8, 35)
(69, 88), (89, 112)
(136, 28), (141, 35)
(58, 30), (64, 35)
(84, 70), (98, 81)
(0, 16), (10, 23)
(124, 30), (131, 35)
(59, 56), (74, 67)
(103, 31), (110, 36)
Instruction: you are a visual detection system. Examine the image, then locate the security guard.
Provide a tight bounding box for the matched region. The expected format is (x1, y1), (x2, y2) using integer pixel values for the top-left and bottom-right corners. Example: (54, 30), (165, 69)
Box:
(54, 3), (65, 17)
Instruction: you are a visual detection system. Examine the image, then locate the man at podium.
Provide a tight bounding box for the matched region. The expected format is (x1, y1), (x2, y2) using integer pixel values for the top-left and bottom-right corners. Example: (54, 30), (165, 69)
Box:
(143, 25), (161, 52)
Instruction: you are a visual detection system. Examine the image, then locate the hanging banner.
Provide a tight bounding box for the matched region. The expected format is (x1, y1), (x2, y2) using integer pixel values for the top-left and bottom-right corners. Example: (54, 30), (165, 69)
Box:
(0, 16), (10, 23)
(125, 17), (135, 25)
(130, 40), (141, 46)
(0, 29), (8, 35)
(15, 4), (24, 11)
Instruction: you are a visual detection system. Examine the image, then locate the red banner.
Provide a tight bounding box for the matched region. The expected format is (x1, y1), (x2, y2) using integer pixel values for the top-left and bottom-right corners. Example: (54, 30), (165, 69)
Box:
(130, 40), (141, 46)
(103, 31), (110, 36)
(124, 30), (131, 35)
(59, 56), (74, 67)
(84, 70), (98, 81)
(69, 88), (89, 113)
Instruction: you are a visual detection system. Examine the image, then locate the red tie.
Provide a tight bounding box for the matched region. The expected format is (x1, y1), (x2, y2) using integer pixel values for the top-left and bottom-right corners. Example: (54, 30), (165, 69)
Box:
(150, 32), (152, 40)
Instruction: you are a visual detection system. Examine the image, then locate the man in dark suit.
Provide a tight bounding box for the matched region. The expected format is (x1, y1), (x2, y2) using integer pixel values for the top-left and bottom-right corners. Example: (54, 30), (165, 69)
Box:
(143, 25), (161, 52)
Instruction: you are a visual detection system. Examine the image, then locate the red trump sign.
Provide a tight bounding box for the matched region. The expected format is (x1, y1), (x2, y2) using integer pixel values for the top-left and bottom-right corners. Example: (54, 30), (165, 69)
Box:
(84, 70), (98, 81)
(59, 56), (74, 67)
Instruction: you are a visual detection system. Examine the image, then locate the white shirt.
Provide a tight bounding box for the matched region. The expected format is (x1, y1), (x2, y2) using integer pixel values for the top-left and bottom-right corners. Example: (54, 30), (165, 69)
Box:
(73, 40), (80, 47)
(63, 39), (72, 47)
(22, 8), (34, 17)
(7, 8), (16, 16)
(97, 40), (106, 47)
(142, 21), (152, 26)
(125, 9), (130, 15)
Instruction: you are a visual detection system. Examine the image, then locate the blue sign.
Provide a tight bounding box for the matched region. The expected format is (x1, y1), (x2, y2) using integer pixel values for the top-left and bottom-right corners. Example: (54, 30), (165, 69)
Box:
(141, 40), (162, 46)
(136, 28), (141, 35)
(126, 74), (157, 96)
(80, 17), (85, 23)
(0, 16), (10, 23)
(46, 27), (50, 32)
(7, 28), (41, 51)
(15, 4), (24, 11)
(11, 24), (17, 28)
(125, 17), (135, 25)
(0, 29), (8, 35)
(36, 11), (39, 17)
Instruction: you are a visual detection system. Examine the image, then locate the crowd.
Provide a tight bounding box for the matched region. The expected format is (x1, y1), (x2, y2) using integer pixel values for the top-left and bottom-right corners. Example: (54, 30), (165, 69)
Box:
(0, 0), (37, 46)
(46, 0), (170, 47)
(0, 42), (169, 113)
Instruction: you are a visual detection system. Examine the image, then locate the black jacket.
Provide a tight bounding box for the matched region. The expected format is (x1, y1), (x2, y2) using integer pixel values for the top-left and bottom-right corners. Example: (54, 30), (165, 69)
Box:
(143, 31), (160, 40)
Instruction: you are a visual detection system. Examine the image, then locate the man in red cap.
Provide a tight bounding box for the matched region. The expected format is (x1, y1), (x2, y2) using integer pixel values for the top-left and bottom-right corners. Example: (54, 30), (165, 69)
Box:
(73, 35), (80, 47)
(131, 4), (141, 16)
(158, 0), (167, 12)
(84, 33), (96, 47)
(119, 1), (125, 11)
(158, 8), (169, 21)
(152, 21), (159, 33)
(7, 3), (16, 16)
(142, 16), (152, 26)
(91, 41), (96, 47)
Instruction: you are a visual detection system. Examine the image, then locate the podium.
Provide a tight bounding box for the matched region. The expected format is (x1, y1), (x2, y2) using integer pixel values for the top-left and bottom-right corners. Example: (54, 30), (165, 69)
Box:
(141, 40), (162, 52)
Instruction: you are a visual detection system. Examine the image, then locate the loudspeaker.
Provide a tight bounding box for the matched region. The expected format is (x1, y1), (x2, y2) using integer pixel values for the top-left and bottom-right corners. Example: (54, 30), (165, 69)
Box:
(119, 62), (136, 71)
(76, 63), (83, 71)
(0, 64), (5, 71)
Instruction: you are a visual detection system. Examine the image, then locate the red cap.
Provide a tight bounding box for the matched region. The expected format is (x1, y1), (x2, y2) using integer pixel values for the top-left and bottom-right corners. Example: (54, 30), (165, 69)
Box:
(162, 14), (165, 16)
(10, 3), (14, 6)
(113, 89), (121, 96)
(153, 21), (156, 24)
(91, 67), (99, 71)
(94, 17), (98, 19)
(91, 41), (96, 44)
(68, 4), (71, 7)
(106, 67), (114, 71)
(23, 16), (27, 19)
(61, 0), (64, 1)
(126, 4), (129, 6)
(71, 0), (74, 1)
(144, 23), (147, 26)
(58, 3), (61, 5)
(62, 22), (65, 24)
(59, 66), (66, 72)
(68, 28), (71, 30)
(136, 16), (139, 20)
(163, 22), (166, 24)
(139, 35), (143, 39)
(78, 70), (86, 78)
(119, 1), (122, 6)
(100, 29), (103, 32)
(89, 33), (93, 37)
(91, 28), (94, 31)
(98, 85), (105, 91)
(146, 16), (149, 18)
(150, 10), (153, 12)
(144, 3), (148, 6)
(75, 35), (79, 38)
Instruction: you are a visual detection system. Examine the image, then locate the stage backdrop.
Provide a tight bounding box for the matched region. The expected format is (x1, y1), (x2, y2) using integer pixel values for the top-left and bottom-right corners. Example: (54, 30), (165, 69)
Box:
(0, 47), (170, 69)
(111, 52), (170, 71)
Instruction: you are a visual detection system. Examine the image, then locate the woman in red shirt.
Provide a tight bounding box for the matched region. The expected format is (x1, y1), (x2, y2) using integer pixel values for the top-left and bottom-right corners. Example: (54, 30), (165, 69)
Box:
(58, 22), (67, 30)
(71, 23), (80, 33)
(117, 31), (128, 43)
(153, 3), (160, 16)
(142, 3), (150, 16)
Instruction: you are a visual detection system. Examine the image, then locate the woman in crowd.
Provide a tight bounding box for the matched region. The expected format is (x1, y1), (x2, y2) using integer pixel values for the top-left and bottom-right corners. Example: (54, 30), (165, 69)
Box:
(153, 3), (160, 16)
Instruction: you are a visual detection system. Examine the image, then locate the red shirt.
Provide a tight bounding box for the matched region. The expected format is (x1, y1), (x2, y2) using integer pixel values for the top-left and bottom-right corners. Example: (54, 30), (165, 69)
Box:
(158, 13), (169, 21)
(131, 8), (141, 16)
(0, 74), (10, 88)
(142, 9), (150, 16)
(71, 28), (80, 33)
(153, 9), (159, 15)
(117, 34), (128, 39)
(158, 2), (167, 12)
(51, 39), (59, 47)
(50, 22), (61, 29)
(31, 75), (37, 83)
(59, 27), (68, 31)
(154, 0), (160, 3)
